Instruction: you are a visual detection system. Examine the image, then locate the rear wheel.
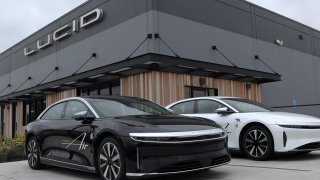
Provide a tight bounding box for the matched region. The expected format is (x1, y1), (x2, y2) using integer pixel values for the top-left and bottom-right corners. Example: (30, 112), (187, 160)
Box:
(241, 125), (274, 161)
(96, 137), (126, 180)
(26, 137), (43, 169)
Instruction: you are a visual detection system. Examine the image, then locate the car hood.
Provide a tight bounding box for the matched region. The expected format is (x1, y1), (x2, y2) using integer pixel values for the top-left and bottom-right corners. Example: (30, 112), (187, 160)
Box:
(109, 114), (223, 134)
(247, 111), (320, 124)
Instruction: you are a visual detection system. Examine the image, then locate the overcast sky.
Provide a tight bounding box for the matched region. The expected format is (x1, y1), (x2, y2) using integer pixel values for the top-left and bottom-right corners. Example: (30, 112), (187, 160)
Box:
(0, 0), (87, 53)
(1, 0), (320, 53)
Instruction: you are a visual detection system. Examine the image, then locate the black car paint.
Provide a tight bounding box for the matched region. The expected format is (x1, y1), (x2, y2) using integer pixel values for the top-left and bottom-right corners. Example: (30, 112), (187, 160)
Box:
(25, 96), (230, 176)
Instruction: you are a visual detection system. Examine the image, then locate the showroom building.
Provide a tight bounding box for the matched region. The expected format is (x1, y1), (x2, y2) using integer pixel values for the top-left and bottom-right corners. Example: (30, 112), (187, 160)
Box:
(1, 0), (320, 138)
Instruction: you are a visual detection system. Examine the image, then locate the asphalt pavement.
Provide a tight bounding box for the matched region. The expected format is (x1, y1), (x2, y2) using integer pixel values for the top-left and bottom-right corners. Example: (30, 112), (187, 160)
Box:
(1, 152), (320, 180)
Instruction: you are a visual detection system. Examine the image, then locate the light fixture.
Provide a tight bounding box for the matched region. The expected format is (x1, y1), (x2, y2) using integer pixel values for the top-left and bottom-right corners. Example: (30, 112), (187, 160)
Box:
(275, 39), (284, 46)
(204, 69), (220, 73)
(235, 74), (246, 77)
(110, 67), (131, 74)
(64, 81), (76, 85)
(34, 91), (42, 93)
(89, 74), (105, 79)
(176, 65), (197, 70)
(51, 85), (61, 89)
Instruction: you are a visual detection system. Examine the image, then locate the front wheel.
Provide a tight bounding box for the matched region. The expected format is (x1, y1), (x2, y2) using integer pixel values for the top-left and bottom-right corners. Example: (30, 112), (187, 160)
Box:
(26, 137), (43, 169)
(241, 125), (274, 161)
(96, 137), (126, 180)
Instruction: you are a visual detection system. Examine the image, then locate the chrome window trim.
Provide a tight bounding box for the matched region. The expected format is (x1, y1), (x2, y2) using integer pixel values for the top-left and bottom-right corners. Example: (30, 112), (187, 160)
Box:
(126, 161), (230, 177)
(37, 97), (100, 119)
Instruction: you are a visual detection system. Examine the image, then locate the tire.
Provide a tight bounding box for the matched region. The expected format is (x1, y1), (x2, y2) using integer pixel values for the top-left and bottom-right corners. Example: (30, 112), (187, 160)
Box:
(26, 137), (44, 169)
(241, 125), (274, 161)
(96, 137), (126, 180)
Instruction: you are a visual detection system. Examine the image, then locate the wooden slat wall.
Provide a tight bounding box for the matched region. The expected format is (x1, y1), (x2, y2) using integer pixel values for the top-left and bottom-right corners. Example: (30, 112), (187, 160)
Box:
(46, 89), (77, 106)
(16, 101), (24, 136)
(121, 71), (261, 106)
(3, 104), (12, 138)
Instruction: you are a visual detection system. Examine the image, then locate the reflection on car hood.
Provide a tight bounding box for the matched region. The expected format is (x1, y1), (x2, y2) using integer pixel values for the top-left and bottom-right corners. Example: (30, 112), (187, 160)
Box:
(248, 112), (320, 124)
(112, 115), (222, 133)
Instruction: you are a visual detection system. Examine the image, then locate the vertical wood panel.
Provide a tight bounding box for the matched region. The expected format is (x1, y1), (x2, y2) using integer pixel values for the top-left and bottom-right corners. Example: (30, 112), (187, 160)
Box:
(3, 105), (12, 138)
(46, 89), (77, 107)
(121, 71), (261, 106)
(16, 101), (24, 136)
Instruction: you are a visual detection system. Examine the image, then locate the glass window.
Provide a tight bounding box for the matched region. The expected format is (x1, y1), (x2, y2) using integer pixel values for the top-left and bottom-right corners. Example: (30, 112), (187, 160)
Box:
(86, 97), (171, 117)
(171, 101), (196, 114)
(64, 101), (89, 119)
(197, 100), (225, 114)
(42, 103), (66, 120)
(24, 97), (46, 124)
(185, 86), (218, 98)
(221, 98), (271, 113)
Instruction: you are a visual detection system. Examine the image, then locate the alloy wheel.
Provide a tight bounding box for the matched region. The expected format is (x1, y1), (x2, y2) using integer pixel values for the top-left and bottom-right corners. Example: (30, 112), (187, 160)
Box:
(27, 140), (39, 167)
(99, 142), (121, 180)
(244, 129), (268, 157)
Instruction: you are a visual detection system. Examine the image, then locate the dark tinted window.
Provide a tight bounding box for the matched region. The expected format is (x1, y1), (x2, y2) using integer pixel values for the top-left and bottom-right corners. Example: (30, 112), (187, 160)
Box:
(222, 98), (271, 112)
(42, 103), (65, 120)
(171, 101), (195, 114)
(64, 101), (89, 119)
(86, 98), (171, 118)
(197, 100), (225, 113)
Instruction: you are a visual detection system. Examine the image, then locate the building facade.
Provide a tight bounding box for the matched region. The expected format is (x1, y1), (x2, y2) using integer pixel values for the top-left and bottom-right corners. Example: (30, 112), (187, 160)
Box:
(1, 0), (319, 138)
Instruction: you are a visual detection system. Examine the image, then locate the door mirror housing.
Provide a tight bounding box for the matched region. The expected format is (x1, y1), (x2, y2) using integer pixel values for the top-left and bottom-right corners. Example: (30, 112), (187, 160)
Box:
(215, 107), (233, 115)
(72, 111), (96, 121)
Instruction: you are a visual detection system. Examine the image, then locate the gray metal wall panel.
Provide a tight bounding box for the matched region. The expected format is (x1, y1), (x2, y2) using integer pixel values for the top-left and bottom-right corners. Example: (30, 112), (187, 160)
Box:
(57, 13), (148, 80)
(254, 6), (311, 33)
(0, 56), (10, 76)
(259, 39), (318, 107)
(273, 106), (320, 118)
(157, 12), (257, 70)
(1, 0), (148, 73)
(0, 74), (11, 96)
(158, 0), (253, 37)
(255, 16), (312, 54)
(314, 37), (320, 57)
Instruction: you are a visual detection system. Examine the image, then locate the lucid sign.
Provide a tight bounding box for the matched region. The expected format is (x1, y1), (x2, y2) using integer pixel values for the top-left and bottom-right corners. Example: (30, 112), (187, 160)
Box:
(24, 8), (104, 56)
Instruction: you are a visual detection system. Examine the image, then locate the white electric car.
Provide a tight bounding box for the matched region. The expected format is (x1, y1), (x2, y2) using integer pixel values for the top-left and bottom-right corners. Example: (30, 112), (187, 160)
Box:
(166, 97), (320, 160)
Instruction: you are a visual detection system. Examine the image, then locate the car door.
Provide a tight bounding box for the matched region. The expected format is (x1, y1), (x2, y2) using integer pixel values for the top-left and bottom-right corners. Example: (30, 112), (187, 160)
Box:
(55, 100), (96, 167)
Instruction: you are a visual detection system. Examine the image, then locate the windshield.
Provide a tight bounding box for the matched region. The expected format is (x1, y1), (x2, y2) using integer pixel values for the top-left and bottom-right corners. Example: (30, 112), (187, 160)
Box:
(221, 98), (271, 113)
(86, 97), (172, 118)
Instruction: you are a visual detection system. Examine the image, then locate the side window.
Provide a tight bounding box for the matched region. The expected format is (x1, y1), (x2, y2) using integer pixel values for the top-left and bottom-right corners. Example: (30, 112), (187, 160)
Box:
(42, 103), (66, 120)
(171, 101), (195, 114)
(197, 100), (225, 114)
(64, 101), (89, 119)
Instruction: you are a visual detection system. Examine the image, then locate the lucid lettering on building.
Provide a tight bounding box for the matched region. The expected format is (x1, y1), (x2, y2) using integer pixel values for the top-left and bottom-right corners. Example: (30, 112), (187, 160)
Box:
(24, 8), (104, 56)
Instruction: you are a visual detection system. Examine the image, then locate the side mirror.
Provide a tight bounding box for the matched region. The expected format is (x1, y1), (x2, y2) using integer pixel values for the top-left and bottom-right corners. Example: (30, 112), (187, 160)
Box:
(72, 111), (95, 121)
(215, 107), (233, 115)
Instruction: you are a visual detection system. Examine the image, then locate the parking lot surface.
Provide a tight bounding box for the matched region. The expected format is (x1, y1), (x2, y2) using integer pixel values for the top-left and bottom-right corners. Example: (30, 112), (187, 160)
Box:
(1, 152), (320, 180)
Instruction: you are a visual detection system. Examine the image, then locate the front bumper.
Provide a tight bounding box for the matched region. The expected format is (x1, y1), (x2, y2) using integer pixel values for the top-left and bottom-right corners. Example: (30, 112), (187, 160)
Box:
(123, 134), (230, 178)
(270, 124), (320, 152)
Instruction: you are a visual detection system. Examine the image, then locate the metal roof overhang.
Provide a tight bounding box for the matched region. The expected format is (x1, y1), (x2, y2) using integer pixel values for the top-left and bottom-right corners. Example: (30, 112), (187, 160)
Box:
(0, 53), (281, 102)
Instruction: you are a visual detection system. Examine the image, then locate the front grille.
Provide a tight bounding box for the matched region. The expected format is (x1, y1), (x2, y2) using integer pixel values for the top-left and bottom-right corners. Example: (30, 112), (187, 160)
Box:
(296, 142), (320, 150)
(139, 139), (226, 158)
(158, 161), (201, 173)
(211, 155), (230, 166)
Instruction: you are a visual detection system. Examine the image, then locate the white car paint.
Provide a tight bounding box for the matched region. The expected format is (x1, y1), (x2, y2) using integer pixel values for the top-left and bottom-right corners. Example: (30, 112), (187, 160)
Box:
(166, 97), (320, 153)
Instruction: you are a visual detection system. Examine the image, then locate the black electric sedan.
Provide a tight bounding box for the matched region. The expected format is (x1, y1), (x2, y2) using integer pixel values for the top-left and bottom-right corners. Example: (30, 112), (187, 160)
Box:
(25, 96), (230, 180)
